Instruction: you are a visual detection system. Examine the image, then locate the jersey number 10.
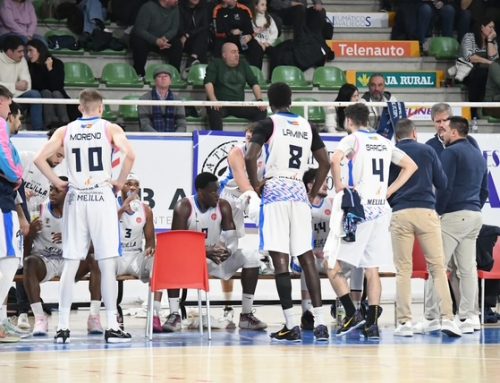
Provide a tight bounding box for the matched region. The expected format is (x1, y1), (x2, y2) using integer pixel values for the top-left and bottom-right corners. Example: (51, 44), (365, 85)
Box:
(72, 147), (104, 172)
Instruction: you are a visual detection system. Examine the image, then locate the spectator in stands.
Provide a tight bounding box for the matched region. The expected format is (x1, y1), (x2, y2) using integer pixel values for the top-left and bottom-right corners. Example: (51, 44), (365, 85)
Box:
(361, 73), (397, 131)
(130, 0), (183, 77)
(26, 39), (70, 130)
(391, 0), (422, 42)
(325, 83), (359, 132)
(138, 67), (186, 132)
(204, 42), (267, 130)
(0, 0), (43, 47)
(78, 0), (108, 34)
(179, 0), (209, 75)
(461, 15), (498, 119)
(269, 0), (326, 37)
(455, 0), (472, 43)
(248, 0), (279, 69)
(0, 36), (43, 130)
(212, 0), (259, 56)
(418, 1), (456, 49)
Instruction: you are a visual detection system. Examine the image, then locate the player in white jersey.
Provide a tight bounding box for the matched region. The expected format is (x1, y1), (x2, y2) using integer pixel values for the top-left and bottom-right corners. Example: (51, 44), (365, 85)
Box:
(328, 103), (417, 340)
(23, 176), (103, 336)
(245, 83), (331, 342)
(163, 172), (267, 332)
(34, 89), (135, 344)
(219, 124), (268, 326)
(116, 173), (156, 329)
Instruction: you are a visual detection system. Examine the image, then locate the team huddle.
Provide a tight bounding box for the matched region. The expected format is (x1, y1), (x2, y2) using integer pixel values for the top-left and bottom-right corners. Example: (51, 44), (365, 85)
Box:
(0, 82), (486, 343)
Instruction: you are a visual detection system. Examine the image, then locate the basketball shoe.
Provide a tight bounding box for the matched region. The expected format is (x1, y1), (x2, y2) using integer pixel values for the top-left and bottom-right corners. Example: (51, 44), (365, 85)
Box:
(313, 325), (329, 342)
(270, 325), (301, 342)
(87, 315), (104, 334)
(54, 329), (70, 344)
(239, 312), (267, 330)
(32, 315), (49, 336)
(300, 310), (314, 331)
(362, 324), (380, 340)
(105, 328), (132, 343)
(336, 310), (365, 336)
(17, 313), (31, 330)
(153, 316), (163, 333)
(0, 324), (19, 343)
(163, 313), (182, 332)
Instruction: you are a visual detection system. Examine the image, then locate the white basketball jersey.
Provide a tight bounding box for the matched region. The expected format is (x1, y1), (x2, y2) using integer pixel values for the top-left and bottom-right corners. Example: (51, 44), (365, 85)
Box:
(64, 117), (114, 189)
(32, 201), (63, 259)
(118, 197), (146, 255)
(220, 143), (266, 197)
(265, 113), (313, 179)
(311, 197), (333, 251)
(186, 196), (222, 247)
(20, 151), (50, 212)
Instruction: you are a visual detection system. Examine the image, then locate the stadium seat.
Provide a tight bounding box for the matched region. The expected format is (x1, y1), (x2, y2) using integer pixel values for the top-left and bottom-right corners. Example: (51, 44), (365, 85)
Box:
(428, 37), (460, 60)
(290, 97), (325, 123)
(478, 242), (500, 324)
(187, 63), (208, 88)
(101, 63), (144, 88)
(313, 66), (346, 90)
(102, 104), (118, 122)
(145, 63), (187, 88)
(119, 95), (141, 121)
(249, 65), (268, 89)
(44, 30), (84, 55)
(271, 66), (312, 90)
(64, 62), (99, 87)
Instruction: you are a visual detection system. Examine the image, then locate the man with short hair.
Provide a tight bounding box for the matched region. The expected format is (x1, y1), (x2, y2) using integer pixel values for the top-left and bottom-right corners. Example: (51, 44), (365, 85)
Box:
(34, 89), (136, 344)
(245, 82), (331, 342)
(163, 172), (267, 332)
(361, 73), (397, 132)
(0, 35), (43, 130)
(138, 66), (186, 132)
(433, 116), (488, 334)
(328, 103), (417, 340)
(388, 118), (461, 338)
(23, 177), (103, 336)
(204, 42), (267, 130)
(0, 85), (24, 343)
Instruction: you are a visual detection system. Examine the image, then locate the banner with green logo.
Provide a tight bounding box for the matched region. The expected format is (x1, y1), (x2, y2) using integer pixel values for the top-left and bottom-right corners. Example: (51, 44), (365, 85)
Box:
(346, 71), (445, 88)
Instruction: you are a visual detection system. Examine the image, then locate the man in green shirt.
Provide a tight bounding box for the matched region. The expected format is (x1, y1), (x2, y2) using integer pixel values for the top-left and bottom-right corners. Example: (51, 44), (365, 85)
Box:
(204, 42), (267, 130)
(130, 0), (183, 77)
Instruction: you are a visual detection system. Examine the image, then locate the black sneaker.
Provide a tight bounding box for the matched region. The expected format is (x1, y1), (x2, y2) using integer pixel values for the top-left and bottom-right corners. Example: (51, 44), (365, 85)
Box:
(105, 328), (132, 343)
(313, 324), (329, 342)
(54, 329), (70, 344)
(336, 310), (365, 337)
(270, 325), (301, 342)
(300, 310), (314, 331)
(362, 324), (380, 340)
(360, 301), (383, 319)
(330, 303), (336, 320)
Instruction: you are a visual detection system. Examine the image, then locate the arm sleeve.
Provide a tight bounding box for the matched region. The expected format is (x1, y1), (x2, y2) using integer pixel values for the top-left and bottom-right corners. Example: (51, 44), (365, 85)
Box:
(251, 118), (274, 145)
(243, 60), (258, 87)
(0, 4), (27, 36)
(435, 150), (456, 215)
(132, 6), (158, 45)
(27, 3), (37, 37)
(461, 33), (476, 61)
(48, 58), (65, 91)
(480, 168), (489, 208)
(203, 60), (218, 85)
(431, 150), (448, 190)
(0, 122), (23, 183)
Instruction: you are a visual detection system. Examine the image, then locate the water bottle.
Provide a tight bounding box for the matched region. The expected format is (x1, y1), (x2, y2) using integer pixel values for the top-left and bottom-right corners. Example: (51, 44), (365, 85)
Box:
(127, 192), (141, 212)
(336, 299), (346, 326)
(471, 117), (479, 133)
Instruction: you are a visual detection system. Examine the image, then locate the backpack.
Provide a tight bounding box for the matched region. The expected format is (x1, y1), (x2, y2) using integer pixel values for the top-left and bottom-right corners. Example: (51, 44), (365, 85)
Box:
(47, 35), (81, 51)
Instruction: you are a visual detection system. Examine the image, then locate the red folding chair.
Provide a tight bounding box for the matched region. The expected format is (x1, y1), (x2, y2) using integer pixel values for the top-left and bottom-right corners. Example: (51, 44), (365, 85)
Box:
(394, 239), (429, 325)
(146, 230), (211, 340)
(478, 242), (500, 324)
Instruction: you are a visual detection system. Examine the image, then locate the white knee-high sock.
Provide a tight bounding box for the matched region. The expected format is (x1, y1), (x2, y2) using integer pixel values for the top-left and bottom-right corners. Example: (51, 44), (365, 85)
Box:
(58, 259), (80, 330)
(0, 257), (20, 321)
(98, 258), (119, 330)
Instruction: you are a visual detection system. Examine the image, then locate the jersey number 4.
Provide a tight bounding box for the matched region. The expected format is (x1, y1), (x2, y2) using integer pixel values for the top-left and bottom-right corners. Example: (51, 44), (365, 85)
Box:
(372, 158), (384, 182)
(72, 147), (104, 172)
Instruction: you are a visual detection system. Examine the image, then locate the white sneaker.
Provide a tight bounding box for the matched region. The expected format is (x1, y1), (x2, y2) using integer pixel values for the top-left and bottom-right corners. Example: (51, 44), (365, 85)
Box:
(32, 315), (48, 336)
(468, 314), (481, 331)
(394, 322), (413, 337)
(2, 318), (31, 338)
(17, 313), (31, 330)
(441, 319), (462, 337)
(454, 316), (474, 334)
(413, 318), (441, 334)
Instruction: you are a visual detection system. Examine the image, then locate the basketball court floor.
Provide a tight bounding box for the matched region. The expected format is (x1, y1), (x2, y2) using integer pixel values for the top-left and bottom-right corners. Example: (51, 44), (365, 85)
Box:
(1, 303), (500, 382)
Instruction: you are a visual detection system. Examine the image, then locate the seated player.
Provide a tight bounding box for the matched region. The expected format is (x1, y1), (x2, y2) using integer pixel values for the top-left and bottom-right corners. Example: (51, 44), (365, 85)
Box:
(163, 172), (267, 332)
(23, 177), (103, 336)
(116, 173), (157, 330)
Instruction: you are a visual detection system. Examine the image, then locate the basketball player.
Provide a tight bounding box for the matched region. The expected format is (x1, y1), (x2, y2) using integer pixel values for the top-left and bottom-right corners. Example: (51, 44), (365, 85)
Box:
(163, 172), (267, 332)
(0, 85), (23, 343)
(328, 103), (417, 340)
(218, 124), (267, 327)
(245, 82), (331, 342)
(34, 89), (135, 344)
(116, 173), (157, 329)
(23, 177), (103, 336)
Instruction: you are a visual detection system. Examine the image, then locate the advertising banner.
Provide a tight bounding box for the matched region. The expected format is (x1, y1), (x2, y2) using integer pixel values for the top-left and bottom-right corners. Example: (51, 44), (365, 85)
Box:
(328, 40), (420, 58)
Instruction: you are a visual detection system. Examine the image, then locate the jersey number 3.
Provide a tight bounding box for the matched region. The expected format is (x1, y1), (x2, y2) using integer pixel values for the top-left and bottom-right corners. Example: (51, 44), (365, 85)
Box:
(72, 147), (104, 172)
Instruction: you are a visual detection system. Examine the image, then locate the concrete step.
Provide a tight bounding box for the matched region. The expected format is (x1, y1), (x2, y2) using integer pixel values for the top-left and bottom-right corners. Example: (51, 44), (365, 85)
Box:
(333, 28), (391, 40)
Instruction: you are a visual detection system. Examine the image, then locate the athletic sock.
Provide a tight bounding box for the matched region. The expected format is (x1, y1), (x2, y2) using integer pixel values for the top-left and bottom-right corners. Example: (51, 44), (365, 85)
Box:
(340, 293), (356, 318)
(89, 300), (101, 316)
(301, 299), (312, 313)
(283, 307), (299, 329)
(241, 293), (254, 314)
(311, 306), (326, 326)
(153, 300), (162, 317)
(31, 302), (44, 318)
(168, 297), (180, 314)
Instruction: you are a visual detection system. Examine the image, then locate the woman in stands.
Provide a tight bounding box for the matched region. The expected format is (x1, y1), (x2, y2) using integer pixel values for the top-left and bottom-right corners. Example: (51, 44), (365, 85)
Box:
(246, 0), (278, 69)
(461, 15), (498, 119)
(325, 83), (359, 132)
(26, 39), (70, 130)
